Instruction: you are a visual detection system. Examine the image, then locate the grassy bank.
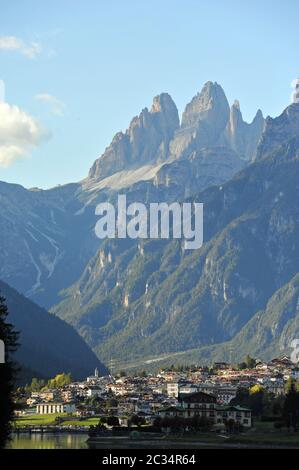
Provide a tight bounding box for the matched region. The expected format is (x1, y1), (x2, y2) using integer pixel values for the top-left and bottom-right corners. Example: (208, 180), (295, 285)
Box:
(14, 414), (100, 428)
(175, 421), (299, 447)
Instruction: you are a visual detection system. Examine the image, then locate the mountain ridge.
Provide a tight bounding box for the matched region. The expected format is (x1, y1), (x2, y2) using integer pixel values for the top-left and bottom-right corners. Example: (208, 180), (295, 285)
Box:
(0, 279), (108, 380)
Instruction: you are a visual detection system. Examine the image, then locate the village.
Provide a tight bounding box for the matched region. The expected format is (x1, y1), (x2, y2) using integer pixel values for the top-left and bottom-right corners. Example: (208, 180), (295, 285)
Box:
(13, 355), (299, 440)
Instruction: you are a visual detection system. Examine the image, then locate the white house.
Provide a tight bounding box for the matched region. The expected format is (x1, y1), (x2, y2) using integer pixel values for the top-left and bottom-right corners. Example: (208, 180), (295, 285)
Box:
(158, 391), (252, 428)
(36, 402), (76, 414)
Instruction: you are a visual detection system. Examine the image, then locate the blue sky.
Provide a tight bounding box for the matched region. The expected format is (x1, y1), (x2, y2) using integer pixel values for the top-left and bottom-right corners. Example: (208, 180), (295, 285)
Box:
(0, 0), (298, 189)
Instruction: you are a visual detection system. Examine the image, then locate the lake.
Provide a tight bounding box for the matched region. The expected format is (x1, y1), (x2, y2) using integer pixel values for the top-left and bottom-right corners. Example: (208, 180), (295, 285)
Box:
(8, 432), (292, 449)
(7, 433), (89, 449)
(6, 433), (225, 449)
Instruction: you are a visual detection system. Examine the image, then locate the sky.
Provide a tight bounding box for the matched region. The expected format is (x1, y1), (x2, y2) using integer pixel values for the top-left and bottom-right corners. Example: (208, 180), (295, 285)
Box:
(0, 0), (298, 189)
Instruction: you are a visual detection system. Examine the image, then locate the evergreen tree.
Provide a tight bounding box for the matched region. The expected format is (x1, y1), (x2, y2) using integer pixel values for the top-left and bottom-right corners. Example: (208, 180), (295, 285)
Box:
(283, 382), (299, 431)
(0, 295), (18, 448)
(285, 377), (296, 394)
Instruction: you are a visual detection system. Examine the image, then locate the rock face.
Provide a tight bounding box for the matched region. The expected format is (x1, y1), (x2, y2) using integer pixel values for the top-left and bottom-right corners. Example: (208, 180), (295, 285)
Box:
(170, 82), (264, 162)
(0, 181), (100, 308)
(175, 272), (299, 367)
(88, 93), (179, 180)
(89, 82), (264, 183)
(170, 82), (230, 159)
(224, 102), (265, 160)
(154, 146), (245, 197)
(224, 272), (299, 361)
(256, 103), (299, 160)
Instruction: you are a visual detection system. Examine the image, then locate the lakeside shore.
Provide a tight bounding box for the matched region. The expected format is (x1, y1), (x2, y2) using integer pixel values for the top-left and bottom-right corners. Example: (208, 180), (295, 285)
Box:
(7, 431), (299, 450)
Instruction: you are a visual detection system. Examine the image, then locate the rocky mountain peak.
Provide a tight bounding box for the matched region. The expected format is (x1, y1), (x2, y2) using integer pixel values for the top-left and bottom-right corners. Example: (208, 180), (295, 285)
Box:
(253, 108), (264, 122)
(228, 100), (243, 133)
(169, 82), (231, 159)
(150, 92), (178, 116)
(256, 102), (299, 160)
(181, 81), (230, 130)
(168, 82), (264, 161)
(223, 101), (265, 161)
(88, 93), (179, 181)
(88, 81), (265, 180)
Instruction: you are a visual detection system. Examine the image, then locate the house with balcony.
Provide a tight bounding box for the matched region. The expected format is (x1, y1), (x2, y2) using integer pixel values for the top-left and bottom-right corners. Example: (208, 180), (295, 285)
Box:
(157, 406), (184, 418)
(158, 391), (252, 428)
(215, 405), (252, 428)
(179, 391), (217, 420)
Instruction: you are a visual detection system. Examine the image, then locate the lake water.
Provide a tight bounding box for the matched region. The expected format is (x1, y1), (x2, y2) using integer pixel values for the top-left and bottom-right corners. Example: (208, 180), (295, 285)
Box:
(7, 433), (191, 449)
(7, 433), (89, 449)
(6, 433), (221, 449)
(7, 432), (285, 449)
(6, 433), (208, 449)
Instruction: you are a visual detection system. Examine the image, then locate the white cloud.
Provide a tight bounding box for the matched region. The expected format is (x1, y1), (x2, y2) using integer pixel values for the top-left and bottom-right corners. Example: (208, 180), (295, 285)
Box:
(0, 36), (42, 59)
(35, 93), (65, 116)
(291, 78), (299, 103)
(0, 80), (5, 102)
(0, 102), (48, 167)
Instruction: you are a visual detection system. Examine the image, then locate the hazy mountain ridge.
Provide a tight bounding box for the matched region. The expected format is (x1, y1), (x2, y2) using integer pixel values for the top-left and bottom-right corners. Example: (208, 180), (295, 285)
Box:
(0, 279), (107, 379)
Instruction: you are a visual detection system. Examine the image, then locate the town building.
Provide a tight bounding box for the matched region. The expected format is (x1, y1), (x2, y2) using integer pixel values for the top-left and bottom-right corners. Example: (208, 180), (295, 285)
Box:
(167, 382), (179, 398)
(216, 405), (252, 428)
(179, 391), (217, 419)
(167, 381), (201, 398)
(157, 406), (184, 418)
(36, 402), (76, 414)
(216, 386), (237, 404)
(86, 368), (102, 384)
(158, 391), (252, 428)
